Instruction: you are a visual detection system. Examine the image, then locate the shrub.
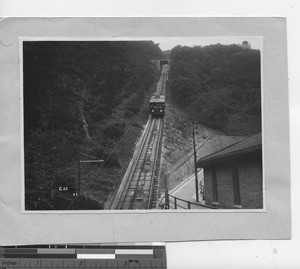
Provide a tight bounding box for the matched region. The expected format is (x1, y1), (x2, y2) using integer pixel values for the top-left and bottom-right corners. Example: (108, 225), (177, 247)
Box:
(104, 153), (121, 168)
(125, 104), (140, 114)
(103, 123), (126, 139)
(124, 111), (134, 118)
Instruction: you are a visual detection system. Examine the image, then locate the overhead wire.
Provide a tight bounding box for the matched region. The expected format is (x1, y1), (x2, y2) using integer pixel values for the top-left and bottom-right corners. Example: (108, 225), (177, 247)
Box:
(64, 103), (151, 209)
(65, 67), (166, 209)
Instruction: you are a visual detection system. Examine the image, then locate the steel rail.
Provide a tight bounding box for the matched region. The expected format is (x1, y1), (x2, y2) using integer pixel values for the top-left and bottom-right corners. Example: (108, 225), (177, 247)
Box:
(115, 117), (156, 209)
(125, 119), (158, 209)
(147, 118), (164, 209)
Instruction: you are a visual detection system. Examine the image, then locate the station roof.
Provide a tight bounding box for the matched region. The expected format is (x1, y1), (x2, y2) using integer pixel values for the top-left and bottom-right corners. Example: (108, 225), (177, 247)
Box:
(196, 133), (262, 167)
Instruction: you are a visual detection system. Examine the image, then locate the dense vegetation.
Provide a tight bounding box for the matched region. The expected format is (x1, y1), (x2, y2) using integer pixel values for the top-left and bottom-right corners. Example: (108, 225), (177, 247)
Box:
(24, 41), (163, 210)
(169, 43), (261, 134)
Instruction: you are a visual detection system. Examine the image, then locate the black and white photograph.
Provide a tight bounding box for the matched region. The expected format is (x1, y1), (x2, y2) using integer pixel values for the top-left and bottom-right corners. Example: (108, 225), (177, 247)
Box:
(22, 37), (262, 211)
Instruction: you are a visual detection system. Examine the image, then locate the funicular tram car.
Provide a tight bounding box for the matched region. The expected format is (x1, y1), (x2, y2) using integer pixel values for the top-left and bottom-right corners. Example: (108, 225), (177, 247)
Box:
(149, 94), (165, 117)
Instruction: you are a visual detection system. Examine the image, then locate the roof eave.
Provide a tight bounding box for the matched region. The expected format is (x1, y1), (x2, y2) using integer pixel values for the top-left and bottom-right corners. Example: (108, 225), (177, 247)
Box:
(196, 149), (262, 168)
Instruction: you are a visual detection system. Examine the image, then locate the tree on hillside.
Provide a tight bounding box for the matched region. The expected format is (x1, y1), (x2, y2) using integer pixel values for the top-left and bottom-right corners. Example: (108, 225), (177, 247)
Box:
(24, 40), (164, 210)
(169, 43), (261, 133)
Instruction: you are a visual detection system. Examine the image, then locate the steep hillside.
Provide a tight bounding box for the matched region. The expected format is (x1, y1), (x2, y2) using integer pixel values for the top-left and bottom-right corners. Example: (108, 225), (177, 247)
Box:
(23, 41), (163, 210)
(169, 44), (261, 135)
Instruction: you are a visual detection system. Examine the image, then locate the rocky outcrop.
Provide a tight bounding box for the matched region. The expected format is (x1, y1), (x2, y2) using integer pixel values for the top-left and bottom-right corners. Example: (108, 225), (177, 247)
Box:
(161, 99), (245, 191)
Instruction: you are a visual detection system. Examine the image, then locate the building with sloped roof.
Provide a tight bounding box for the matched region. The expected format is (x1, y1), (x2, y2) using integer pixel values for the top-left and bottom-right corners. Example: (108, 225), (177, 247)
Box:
(196, 133), (263, 209)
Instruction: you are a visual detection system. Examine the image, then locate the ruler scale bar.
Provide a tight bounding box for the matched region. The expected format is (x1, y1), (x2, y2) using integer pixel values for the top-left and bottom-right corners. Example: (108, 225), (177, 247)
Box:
(0, 259), (167, 268)
(4, 245), (166, 249)
(115, 254), (155, 259)
(0, 244), (167, 269)
(4, 249), (38, 254)
(2, 254), (78, 259)
(76, 249), (115, 254)
(37, 249), (76, 254)
(77, 254), (116, 259)
(115, 249), (154, 254)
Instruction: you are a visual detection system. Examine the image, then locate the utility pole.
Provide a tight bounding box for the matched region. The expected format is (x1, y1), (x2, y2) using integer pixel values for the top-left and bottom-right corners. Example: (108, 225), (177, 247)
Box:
(77, 152), (104, 196)
(77, 151), (81, 196)
(192, 121), (199, 202)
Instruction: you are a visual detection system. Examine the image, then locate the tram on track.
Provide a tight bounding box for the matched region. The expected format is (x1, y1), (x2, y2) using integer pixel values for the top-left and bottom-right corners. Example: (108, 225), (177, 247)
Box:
(149, 94), (165, 117)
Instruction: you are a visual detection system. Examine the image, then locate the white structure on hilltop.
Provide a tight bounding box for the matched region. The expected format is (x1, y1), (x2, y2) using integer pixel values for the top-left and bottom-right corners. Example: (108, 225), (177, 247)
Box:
(239, 41), (251, 49)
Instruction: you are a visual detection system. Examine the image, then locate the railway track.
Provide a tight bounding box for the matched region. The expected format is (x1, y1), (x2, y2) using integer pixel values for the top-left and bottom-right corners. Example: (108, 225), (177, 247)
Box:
(119, 117), (163, 209)
(109, 65), (168, 210)
(156, 65), (168, 95)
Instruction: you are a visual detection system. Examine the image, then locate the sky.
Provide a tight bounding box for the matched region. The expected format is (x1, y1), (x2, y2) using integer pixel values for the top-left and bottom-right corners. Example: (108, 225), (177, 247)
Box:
(115, 36), (262, 51)
(151, 36), (262, 51)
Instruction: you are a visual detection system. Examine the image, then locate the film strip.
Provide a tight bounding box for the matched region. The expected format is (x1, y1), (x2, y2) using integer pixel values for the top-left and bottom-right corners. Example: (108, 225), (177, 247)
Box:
(0, 243), (166, 268)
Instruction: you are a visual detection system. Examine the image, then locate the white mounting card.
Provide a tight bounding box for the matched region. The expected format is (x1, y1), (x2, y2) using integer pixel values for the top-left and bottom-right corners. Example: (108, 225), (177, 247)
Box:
(0, 17), (290, 245)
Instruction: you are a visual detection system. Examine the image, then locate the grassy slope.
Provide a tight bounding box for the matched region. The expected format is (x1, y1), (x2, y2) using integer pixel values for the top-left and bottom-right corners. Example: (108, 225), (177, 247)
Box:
(81, 72), (160, 206)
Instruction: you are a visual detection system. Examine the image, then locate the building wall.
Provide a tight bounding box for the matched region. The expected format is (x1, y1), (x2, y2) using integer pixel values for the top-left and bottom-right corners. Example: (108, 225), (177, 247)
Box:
(216, 164), (235, 209)
(239, 161), (263, 209)
(204, 165), (235, 209)
(203, 156), (263, 209)
(203, 168), (213, 205)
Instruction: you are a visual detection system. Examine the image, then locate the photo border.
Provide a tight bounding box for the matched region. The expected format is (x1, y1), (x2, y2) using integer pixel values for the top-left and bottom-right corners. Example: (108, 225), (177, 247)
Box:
(20, 36), (266, 214)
